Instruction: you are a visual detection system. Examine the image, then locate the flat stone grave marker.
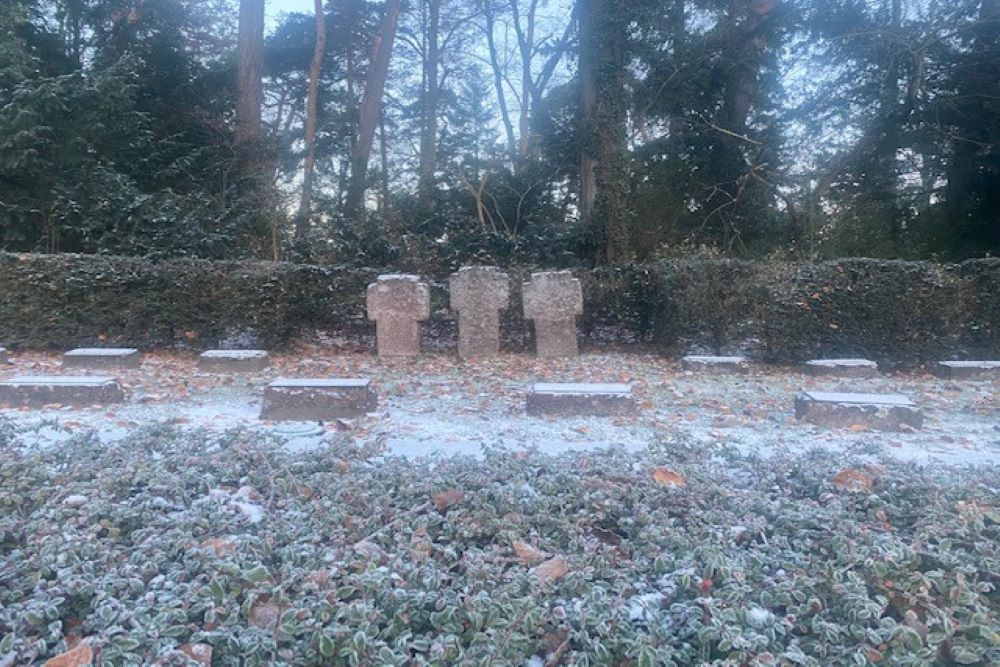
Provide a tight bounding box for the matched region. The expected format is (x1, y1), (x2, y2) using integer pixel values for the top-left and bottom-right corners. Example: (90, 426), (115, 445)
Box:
(935, 360), (1000, 380)
(795, 390), (922, 431)
(522, 271), (583, 358)
(260, 378), (377, 421)
(366, 274), (430, 357)
(450, 266), (510, 358)
(681, 355), (749, 373)
(0, 376), (125, 408)
(804, 358), (878, 378)
(198, 350), (271, 373)
(526, 382), (635, 417)
(63, 348), (141, 369)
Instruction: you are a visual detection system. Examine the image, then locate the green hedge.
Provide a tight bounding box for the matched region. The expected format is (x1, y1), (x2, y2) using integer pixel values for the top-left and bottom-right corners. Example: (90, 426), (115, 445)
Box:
(0, 253), (997, 364)
(0, 253), (375, 348)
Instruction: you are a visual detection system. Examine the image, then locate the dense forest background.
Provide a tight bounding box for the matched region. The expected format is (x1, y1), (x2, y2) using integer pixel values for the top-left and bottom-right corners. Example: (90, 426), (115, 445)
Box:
(1, 0), (998, 269)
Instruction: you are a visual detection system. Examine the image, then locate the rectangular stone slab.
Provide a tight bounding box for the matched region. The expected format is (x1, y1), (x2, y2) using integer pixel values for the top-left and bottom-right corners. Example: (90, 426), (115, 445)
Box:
(681, 355), (749, 373)
(795, 390), (922, 431)
(526, 383), (635, 417)
(260, 378), (377, 421)
(0, 376), (124, 408)
(935, 361), (1000, 380)
(63, 348), (141, 369)
(804, 358), (878, 378)
(198, 350), (271, 373)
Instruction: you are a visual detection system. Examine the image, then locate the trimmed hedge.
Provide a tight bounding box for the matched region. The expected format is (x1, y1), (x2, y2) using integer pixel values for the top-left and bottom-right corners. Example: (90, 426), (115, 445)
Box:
(0, 253), (997, 365)
(0, 253), (376, 349)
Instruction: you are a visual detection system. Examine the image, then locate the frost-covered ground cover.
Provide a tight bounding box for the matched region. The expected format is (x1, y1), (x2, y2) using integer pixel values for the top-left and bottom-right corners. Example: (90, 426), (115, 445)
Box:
(1, 426), (998, 666)
(1, 348), (998, 664)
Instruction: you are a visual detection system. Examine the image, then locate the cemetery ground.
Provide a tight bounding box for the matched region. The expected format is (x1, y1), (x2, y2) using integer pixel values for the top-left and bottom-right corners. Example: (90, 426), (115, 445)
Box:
(0, 347), (998, 665)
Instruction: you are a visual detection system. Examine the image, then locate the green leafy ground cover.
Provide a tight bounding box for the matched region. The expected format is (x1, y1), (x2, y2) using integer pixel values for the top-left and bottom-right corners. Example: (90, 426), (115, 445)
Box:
(1, 425), (998, 666)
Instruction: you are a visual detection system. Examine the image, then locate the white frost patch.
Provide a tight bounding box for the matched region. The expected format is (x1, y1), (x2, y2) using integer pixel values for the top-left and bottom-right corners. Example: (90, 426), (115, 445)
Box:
(231, 501), (265, 524)
(62, 494), (88, 508)
(746, 607), (775, 628)
(628, 592), (667, 622)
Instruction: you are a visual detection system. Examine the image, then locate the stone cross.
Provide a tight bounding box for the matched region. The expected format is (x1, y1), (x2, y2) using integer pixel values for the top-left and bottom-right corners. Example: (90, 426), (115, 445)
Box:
(522, 270), (583, 357)
(366, 274), (430, 357)
(449, 266), (510, 358)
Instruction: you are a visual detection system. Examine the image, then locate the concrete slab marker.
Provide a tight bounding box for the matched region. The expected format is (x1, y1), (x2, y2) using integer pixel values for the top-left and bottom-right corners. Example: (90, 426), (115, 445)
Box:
(198, 350), (271, 373)
(526, 382), (635, 417)
(63, 348), (141, 369)
(795, 390), (922, 431)
(681, 355), (749, 373)
(0, 376), (125, 408)
(803, 358), (878, 378)
(935, 360), (1000, 380)
(260, 378), (377, 421)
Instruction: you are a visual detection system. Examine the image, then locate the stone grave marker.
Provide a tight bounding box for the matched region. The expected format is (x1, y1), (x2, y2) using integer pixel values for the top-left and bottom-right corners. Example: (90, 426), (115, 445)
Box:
(366, 275), (430, 357)
(681, 355), (749, 373)
(260, 378), (377, 421)
(526, 382), (635, 417)
(198, 350), (271, 373)
(63, 348), (141, 369)
(935, 360), (1000, 380)
(522, 271), (583, 357)
(0, 376), (125, 408)
(804, 358), (878, 378)
(449, 266), (510, 358)
(0, 347), (7, 364)
(795, 390), (922, 431)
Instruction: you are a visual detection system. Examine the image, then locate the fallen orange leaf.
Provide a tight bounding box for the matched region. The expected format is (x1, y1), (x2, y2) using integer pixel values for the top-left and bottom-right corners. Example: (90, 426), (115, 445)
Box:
(652, 467), (687, 488)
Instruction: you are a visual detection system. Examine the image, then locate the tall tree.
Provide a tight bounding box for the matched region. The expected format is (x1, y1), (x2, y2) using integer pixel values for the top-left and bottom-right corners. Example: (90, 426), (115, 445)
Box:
(578, 0), (630, 264)
(345, 0), (402, 219)
(417, 0), (442, 200)
(236, 0), (265, 145)
(295, 0), (327, 240)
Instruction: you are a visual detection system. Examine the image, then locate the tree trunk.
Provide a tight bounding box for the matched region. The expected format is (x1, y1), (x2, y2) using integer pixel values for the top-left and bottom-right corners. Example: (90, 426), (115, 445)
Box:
(484, 3), (518, 163)
(345, 0), (402, 220)
(577, 0), (597, 227)
(236, 0), (265, 145)
(379, 103), (391, 216)
(295, 0), (327, 241)
(511, 0), (538, 166)
(579, 0), (629, 265)
(418, 0), (441, 201)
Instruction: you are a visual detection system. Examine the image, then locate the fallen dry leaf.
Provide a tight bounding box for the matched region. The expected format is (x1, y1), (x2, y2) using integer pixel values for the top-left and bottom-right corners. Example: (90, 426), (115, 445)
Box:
(200, 536), (238, 557)
(43, 642), (93, 667)
(432, 488), (464, 511)
(512, 539), (548, 565)
(353, 539), (387, 561)
(179, 643), (213, 666)
(831, 469), (874, 492)
(531, 556), (569, 582)
(652, 467), (687, 488)
(248, 600), (286, 633)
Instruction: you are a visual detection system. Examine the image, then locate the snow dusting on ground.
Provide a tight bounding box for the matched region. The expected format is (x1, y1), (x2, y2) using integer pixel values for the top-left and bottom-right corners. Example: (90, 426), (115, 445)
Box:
(1, 347), (997, 465)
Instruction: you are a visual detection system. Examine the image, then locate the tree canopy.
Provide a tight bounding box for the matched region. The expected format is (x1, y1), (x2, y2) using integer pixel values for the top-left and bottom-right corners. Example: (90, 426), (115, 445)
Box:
(1, 0), (997, 267)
